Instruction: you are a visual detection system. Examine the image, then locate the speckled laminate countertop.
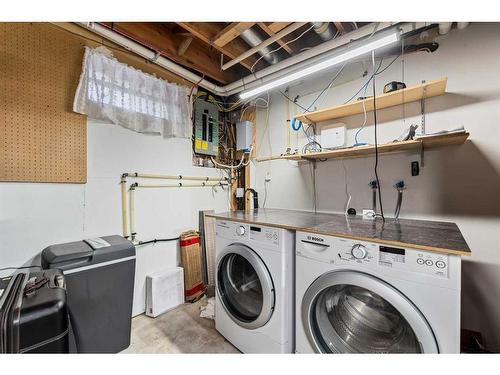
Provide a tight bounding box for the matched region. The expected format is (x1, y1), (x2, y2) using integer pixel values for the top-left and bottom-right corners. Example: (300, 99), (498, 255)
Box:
(207, 209), (470, 256)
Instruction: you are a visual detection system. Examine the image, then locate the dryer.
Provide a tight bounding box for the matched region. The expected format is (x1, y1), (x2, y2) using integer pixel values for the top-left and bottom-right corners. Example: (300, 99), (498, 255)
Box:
(215, 219), (295, 353)
(295, 231), (461, 353)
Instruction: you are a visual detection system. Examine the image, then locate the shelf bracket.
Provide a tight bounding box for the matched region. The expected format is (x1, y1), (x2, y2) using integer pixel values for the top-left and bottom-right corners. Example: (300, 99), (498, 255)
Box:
(421, 80), (427, 135)
(420, 142), (425, 168)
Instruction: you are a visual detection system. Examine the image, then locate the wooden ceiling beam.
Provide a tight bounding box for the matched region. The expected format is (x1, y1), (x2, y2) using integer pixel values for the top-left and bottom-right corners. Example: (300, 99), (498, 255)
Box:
(101, 22), (237, 84)
(334, 22), (347, 34)
(258, 22), (293, 54)
(213, 22), (255, 47)
(267, 22), (292, 33)
(176, 22), (267, 71)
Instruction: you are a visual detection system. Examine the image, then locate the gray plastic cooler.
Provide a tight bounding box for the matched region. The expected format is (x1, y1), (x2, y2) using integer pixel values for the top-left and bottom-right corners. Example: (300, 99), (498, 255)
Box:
(41, 235), (135, 353)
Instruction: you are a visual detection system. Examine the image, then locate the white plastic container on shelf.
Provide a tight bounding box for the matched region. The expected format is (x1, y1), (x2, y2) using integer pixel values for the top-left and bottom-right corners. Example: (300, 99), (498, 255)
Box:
(145, 267), (184, 318)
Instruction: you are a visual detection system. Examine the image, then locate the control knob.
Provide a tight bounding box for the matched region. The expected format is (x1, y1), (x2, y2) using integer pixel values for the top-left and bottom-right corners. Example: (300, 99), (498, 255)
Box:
(236, 225), (246, 236)
(351, 244), (368, 259)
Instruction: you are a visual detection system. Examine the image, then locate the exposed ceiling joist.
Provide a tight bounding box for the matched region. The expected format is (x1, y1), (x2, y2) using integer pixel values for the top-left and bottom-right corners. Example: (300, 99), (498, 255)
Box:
(267, 22), (293, 33)
(177, 36), (193, 56)
(176, 22), (266, 71)
(258, 22), (293, 54)
(213, 22), (255, 47)
(222, 22), (306, 71)
(101, 22), (238, 84)
(334, 22), (347, 34)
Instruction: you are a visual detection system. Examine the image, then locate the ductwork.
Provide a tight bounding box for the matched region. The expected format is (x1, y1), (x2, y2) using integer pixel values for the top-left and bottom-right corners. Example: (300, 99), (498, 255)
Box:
(312, 22), (336, 41)
(240, 29), (279, 65)
(76, 22), (433, 97)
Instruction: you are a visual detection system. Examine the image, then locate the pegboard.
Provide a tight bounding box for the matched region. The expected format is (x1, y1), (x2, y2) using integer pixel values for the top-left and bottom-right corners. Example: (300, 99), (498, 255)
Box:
(0, 23), (87, 183)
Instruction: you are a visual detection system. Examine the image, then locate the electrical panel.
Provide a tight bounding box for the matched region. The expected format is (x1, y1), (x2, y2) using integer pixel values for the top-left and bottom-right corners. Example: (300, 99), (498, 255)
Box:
(194, 100), (219, 156)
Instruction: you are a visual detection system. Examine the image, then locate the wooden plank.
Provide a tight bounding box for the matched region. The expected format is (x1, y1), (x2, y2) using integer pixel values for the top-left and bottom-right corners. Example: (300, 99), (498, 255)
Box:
(176, 22), (266, 71)
(258, 22), (293, 54)
(295, 77), (448, 124)
(256, 132), (469, 162)
(213, 22), (255, 47)
(101, 22), (237, 84)
(268, 22), (292, 33)
(222, 22), (306, 71)
(177, 36), (193, 56)
(334, 22), (347, 34)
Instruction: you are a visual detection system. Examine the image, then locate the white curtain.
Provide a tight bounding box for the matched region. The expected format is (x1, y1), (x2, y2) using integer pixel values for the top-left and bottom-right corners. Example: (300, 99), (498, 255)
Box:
(73, 46), (191, 138)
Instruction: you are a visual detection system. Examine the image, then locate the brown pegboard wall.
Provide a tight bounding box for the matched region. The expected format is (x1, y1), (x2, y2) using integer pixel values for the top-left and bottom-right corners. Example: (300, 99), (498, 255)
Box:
(0, 23), (87, 183)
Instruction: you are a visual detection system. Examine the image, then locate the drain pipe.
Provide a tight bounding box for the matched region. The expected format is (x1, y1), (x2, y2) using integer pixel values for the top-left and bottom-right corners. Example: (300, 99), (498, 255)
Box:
(312, 22), (336, 41)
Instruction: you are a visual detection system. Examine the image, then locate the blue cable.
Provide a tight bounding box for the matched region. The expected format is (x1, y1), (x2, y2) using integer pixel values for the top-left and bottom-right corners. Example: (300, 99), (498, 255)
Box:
(290, 117), (302, 131)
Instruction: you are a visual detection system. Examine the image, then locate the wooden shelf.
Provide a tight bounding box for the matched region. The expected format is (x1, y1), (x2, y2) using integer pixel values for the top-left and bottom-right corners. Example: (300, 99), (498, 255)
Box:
(256, 132), (469, 163)
(294, 77), (448, 124)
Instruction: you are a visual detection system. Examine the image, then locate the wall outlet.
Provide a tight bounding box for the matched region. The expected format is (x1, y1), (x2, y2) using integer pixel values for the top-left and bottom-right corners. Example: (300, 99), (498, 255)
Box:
(362, 209), (376, 219)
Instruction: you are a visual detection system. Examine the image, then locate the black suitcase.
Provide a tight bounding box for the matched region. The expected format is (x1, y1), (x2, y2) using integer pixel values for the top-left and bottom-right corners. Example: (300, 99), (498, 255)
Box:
(0, 269), (69, 353)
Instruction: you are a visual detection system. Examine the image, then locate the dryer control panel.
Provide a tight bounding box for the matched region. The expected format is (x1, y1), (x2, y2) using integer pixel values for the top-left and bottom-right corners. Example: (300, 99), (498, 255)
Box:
(296, 232), (449, 279)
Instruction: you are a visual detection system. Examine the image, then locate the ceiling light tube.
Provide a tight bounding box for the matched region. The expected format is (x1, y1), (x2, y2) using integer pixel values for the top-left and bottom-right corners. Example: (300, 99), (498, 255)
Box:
(239, 31), (400, 99)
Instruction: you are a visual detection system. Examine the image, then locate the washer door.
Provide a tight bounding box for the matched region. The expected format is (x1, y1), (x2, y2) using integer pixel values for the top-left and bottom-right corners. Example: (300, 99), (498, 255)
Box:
(302, 270), (438, 353)
(217, 244), (275, 329)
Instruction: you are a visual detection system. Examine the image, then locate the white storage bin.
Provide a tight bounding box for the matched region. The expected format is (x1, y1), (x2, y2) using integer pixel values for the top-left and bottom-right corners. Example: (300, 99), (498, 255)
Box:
(145, 267), (184, 318)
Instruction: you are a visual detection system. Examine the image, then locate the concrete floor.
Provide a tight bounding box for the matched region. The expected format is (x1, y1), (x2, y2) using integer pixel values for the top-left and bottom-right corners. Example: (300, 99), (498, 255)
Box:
(123, 297), (239, 353)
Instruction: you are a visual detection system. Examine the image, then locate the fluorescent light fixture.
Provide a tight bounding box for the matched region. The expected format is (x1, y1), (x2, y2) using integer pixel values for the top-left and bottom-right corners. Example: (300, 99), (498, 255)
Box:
(239, 32), (399, 100)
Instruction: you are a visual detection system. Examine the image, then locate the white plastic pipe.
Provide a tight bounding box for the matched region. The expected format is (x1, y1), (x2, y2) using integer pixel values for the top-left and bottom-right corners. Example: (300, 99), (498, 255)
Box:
(121, 177), (129, 238)
(77, 22), (430, 97)
(133, 182), (228, 188)
(129, 187), (136, 241)
(123, 172), (225, 181)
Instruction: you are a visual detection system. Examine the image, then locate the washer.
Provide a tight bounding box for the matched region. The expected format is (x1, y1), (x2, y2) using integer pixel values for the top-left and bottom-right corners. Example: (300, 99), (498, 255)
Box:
(215, 219), (295, 353)
(295, 231), (461, 353)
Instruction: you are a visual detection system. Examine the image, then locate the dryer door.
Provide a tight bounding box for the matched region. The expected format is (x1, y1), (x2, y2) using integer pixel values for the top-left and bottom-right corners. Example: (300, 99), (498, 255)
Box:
(217, 244), (275, 330)
(302, 270), (439, 353)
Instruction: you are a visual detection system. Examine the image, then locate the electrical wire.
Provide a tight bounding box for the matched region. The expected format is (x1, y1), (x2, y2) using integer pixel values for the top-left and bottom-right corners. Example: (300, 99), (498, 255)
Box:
(341, 159), (352, 216)
(372, 50), (385, 221)
(211, 146), (254, 170)
(136, 237), (180, 246)
(0, 265), (42, 272)
(250, 24), (316, 73)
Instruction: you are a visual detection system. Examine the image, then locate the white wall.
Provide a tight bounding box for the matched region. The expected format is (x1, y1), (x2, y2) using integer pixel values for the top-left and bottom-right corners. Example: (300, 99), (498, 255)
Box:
(0, 119), (229, 316)
(254, 23), (500, 351)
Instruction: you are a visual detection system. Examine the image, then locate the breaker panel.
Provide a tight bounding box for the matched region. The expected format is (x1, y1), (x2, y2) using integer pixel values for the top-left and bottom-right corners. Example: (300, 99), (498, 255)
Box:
(193, 100), (219, 156)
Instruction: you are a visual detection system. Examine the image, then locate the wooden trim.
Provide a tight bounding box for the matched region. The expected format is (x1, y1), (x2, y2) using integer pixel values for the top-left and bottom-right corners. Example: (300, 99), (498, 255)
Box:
(213, 22), (255, 47)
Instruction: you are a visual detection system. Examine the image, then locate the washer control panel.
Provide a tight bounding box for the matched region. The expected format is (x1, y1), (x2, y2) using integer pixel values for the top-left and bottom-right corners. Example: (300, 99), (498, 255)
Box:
(217, 220), (279, 247)
(296, 232), (449, 279)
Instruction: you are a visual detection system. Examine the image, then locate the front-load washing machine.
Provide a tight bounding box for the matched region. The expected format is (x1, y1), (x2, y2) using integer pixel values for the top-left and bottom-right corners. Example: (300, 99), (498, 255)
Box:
(295, 231), (461, 353)
(215, 219), (295, 353)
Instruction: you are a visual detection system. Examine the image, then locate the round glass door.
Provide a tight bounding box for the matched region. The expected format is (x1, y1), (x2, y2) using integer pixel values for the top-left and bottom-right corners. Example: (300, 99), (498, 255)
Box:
(217, 244), (274, 329)
(302, 271), (438, 353)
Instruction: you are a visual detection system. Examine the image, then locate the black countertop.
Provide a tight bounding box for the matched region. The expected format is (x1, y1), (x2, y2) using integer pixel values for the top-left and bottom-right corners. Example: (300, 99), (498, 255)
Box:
(207, 209), (471, 256)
